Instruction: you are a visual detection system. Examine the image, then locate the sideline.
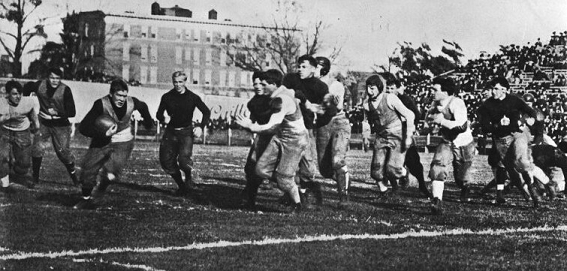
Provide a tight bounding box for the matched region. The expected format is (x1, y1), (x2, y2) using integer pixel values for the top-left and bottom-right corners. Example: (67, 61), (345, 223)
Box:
(2, 225), (567, 261)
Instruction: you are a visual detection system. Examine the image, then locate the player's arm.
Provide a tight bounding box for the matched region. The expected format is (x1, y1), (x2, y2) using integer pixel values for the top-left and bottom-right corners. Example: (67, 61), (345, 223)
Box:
(237, 96), (291, 134)
(195, 96), (211, 129)
(132, 97), (154, 130)
(518, 98), (537, 125)
(62, 86), (77, 118)
(476, 104), (493, 134)
(389, 94), (415, 134)
(156, 96), (167, 125)
(27, 101), (40, 133)
(79, 100), (104, 138)
(433, 99), (468, 130)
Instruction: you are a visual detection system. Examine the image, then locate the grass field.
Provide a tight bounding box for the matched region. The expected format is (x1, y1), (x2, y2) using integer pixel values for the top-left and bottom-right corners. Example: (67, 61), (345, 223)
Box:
(1, 139), (567, 270)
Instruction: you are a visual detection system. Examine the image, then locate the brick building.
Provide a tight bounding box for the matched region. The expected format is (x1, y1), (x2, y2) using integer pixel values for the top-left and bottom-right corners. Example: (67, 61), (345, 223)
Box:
(76, 3), (292, 97)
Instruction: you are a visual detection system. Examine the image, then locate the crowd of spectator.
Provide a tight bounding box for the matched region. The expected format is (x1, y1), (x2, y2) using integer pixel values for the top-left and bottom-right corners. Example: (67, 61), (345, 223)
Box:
(347, 30), (567, 143)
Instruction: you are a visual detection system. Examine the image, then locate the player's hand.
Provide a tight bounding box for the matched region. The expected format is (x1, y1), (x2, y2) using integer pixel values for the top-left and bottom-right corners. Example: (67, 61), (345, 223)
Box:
(47, 108), (58, 116)
(500, 115), (510, 126)
(193, 127), (203, 138)
(235, 114), (252, 129)
(525, 117), (535, 126)
(431, 113), (444, 124)
(105, 124), (118, 137)
(38, 111), (51, 119)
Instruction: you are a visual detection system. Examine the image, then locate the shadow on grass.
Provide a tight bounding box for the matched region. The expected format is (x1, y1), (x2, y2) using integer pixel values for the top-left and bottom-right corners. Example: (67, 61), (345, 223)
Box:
(36, 192), (80, 207)
(112, 180), (172, 196)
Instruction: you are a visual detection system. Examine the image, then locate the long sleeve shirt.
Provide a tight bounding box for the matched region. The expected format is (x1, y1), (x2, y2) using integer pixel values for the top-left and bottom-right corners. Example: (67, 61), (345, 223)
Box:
(32, 80), (76, 127)
(477, 94), (536, 138)
(298, 77), (329, 129)
(156, 88), (210, 129)
(80, 97), (153, 148)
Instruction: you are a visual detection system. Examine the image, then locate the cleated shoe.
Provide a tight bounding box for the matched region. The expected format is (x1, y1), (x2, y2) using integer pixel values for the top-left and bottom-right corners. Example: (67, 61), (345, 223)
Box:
(399, 176), (409, 190)
(73, 198), (96, 210)
(545, 183), (557, 201)
(430, 197), (443, 215)
(0, 186), (16, 194)
(290, 202), (302, 214)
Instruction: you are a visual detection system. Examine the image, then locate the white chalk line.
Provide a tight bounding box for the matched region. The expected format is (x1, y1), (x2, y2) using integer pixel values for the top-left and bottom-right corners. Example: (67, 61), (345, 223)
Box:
(74, 258), (165, 271)
(2, 225), (567, 261)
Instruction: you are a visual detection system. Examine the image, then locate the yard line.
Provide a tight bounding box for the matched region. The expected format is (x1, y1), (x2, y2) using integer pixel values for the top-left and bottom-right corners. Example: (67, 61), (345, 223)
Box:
(74, 258), (165, 271)
(2, 225), (567, 261)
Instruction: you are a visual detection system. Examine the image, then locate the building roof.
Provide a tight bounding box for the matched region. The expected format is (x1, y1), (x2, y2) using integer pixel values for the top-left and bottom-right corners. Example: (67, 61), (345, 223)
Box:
(101, 12), (299, 32)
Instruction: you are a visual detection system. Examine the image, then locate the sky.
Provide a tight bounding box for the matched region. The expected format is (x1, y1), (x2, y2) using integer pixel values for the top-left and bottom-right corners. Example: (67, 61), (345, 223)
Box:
(6, 0), (567, 72)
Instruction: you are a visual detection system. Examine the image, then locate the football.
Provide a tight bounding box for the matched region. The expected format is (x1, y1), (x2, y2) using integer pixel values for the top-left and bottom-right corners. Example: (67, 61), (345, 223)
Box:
(94, 114), (117, 135)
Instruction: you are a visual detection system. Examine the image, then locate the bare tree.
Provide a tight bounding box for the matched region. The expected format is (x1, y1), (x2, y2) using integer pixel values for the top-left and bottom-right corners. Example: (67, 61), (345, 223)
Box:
(0, 0), (46, 77)
(220, 0), (342, 73)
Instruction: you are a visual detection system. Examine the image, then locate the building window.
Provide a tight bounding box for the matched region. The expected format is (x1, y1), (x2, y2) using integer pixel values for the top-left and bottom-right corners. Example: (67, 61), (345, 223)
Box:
(240, 71), (249, 86)
(123, 24), (130, 38)
(184, 29), (191, 40)
(192, 69), (200, 85)
(176, 28), (182, 40)
(184, 68), (191, 82)
(193, 29), (200, 42)
(141, 44), (148, 62)
(228, 71), (236, 87)
(175, 46), (182, 64)
(150, 46), (158, 63)
(122, 64), (130, 80)
(205, 49), (212, 66)
(150, 66), (158, 84)
(90, 45), (95, 57)
(185, 47), (191, 62)
(193, 48), (200, 65)
(220, 49), (226, 67)
(205, 70), (212, 85)
(265, 53), (271, 68)
(123, 42), (130, 61)
(220, 31), (226, 44)
(149, 26), (157, 39)
(219, 70), (226, 87)
(140, 66), (148, 84)
(141, 25), (148, 38)
(206, 30), (212, 43)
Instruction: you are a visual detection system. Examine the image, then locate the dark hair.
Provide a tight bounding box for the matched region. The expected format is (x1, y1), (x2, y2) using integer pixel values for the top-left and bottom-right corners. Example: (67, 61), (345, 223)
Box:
(261, 69), (283, 87)
(282, 73), (302, 90)
(489, 77), (510, 89)
(298, 54), (317, 67)
(252, 70), (263, 81)
(380, 72), (401, 88)
(23, 81), (35, 96)
(110, 79), (129, 93)
(431, 77), (458, 95)
(315, 56), (331, 76)
(48, 67), (63, 77)
(5, 80), (23, 94)
(365, 75), (384, 91)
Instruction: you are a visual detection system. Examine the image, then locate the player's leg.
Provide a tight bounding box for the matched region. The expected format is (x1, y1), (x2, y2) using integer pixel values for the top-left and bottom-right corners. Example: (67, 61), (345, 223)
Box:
(74, 145), (111, 209)
(452, 141), (475, 202)
(330, 116), (351, 206)
(297, 129), (320, 201)
(275, 132), (308, 212)
(50, 125), (79, 185)
(0, 131), (14, 193)
(159, 129), (186, 195)
(404, 145), (430, 197)
(242, 134), (271, 209)
(177, 128), (196, 190)
(96, 141), (135, 198)
(11, 130), (33, 187)
(31, 124), (50, 184)
(370, 137), (389, 195)
(428, 142), (452, 214)
(512, 132), (540, 207)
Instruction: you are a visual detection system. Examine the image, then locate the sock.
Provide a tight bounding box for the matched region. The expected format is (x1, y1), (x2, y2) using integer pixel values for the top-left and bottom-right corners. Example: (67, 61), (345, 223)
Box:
(171, 171), (185, 189)
(1, 176), (9, 187)
(432, 180), (444, 200)
(531, 168), (549, 185)
(377, 181), (388, 192)
(557, 179), (565, 192)
(32, 157), (42, 181)
(290, 185), (301, 204)
(66, 162), (79, 184)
